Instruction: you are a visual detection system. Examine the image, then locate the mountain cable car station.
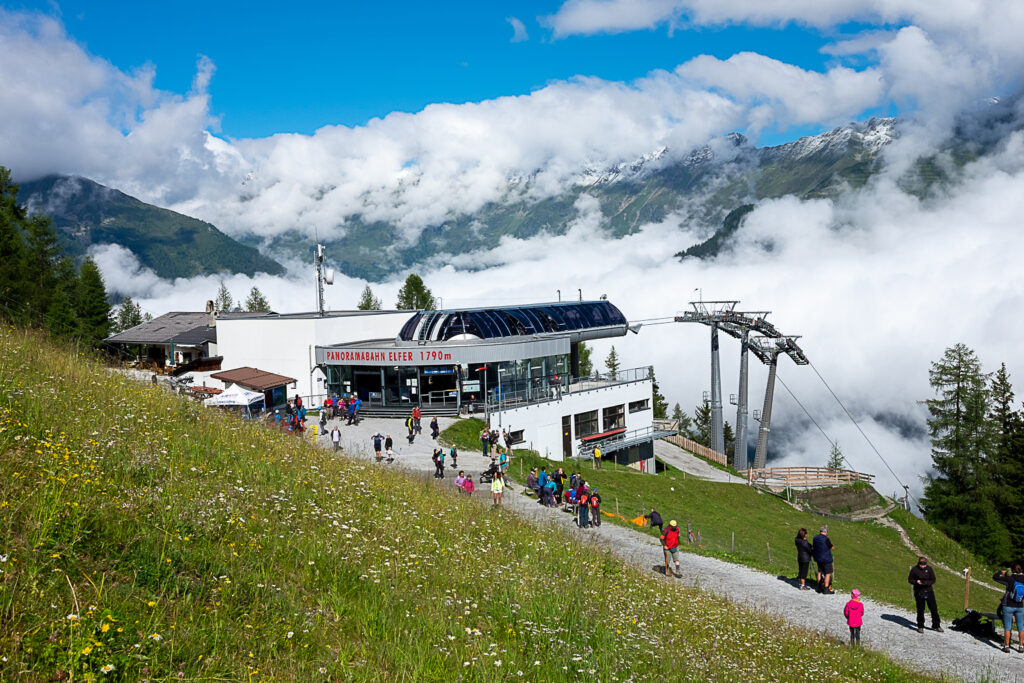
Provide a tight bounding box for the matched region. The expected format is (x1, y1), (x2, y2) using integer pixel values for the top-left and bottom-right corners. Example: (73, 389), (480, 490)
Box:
(313, 300), (662, 465)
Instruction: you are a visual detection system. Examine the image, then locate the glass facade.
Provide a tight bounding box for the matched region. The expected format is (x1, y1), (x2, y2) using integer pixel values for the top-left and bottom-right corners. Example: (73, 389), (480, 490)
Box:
(399, 301), (627, 342)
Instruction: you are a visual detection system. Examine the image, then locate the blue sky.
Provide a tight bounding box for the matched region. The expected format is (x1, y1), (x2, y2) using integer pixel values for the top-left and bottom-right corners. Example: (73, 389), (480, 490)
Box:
(7, 1), (879, 143)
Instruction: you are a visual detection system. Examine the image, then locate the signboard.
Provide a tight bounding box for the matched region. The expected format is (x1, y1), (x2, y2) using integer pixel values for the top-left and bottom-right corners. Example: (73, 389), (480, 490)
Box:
(320, 348), (452, 365)
(422, 366), (455, 375)
(462, 380), (481, 392)
(315, 336), (569, 367)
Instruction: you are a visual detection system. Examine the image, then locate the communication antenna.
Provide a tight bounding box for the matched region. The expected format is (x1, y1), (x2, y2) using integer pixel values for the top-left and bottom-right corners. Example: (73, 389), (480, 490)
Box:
(314, 243), (334, 316)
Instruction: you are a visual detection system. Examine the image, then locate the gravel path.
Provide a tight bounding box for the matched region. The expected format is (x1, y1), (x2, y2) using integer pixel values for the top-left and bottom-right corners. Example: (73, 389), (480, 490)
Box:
(323, 417), (1023, 682)
(653, 439), (747, 483)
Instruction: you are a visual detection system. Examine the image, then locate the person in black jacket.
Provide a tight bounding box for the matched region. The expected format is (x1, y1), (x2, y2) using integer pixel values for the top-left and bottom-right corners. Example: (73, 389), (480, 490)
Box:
(644, 508), (663, 534)
(795, 528), (813, 591)
(994, 563), (1024, 653)
(812, 526), (835, 594)
(908, 556), (942, 633)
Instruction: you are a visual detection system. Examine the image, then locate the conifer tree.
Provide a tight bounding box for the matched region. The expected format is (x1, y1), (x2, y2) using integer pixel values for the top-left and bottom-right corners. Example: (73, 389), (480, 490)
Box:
(578, 342), (593, 376)
(604, 346), (620, 380)
(244, 286), (272, 312)
(214, 281), (234, 312)
(649, 365), (669, 418)
(826, 443), (844, 470)
(395, 274), (435, 310)
(356, 285), (382, 310)
(45, 287), (77, 339)
(921, 344), (1009, 563)
(0, 167), (27, 320)
(989, 363), (1024, 556)
(112, 296), (144, 334)
(75, 257), (110, 347)
(723, 421), (735, 456)
(22, 215), (61, 316)
(693, 401), (712, 447)
(671, 403), (694, 438)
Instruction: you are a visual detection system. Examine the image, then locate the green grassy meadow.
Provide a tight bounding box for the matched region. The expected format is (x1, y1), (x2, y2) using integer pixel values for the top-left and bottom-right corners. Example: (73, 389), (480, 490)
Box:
(442, 419), (1002, 624)
(0, 327), (937, 681)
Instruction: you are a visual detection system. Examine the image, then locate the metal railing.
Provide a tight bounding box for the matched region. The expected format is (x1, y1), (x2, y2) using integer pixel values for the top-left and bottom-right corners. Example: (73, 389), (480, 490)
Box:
(576, 424), (677, 456)
(488, 366), (651, 412)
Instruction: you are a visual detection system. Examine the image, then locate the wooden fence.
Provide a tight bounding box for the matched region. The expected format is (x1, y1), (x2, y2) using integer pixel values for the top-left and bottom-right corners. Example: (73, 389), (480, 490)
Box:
(738, 466), (875, 488)
(663, 434), (729, 466)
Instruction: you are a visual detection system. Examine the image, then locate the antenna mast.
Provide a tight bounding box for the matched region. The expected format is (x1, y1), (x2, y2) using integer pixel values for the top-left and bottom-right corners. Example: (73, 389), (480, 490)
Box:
(314, 244), (334, 316)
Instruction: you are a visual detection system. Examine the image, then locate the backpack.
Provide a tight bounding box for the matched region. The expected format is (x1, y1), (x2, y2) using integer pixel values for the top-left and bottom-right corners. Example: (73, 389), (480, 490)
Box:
(951, 609), (998, 640)
(1012, 581), (1024, 603)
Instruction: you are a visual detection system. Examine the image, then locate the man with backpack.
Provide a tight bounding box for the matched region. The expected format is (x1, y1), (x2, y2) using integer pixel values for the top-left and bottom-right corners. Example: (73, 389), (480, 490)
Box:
(908, 556), (943, 633)
(589, 488), (601, 527)
(994, 563), (1024, 652)
(660, 521), (682, 577)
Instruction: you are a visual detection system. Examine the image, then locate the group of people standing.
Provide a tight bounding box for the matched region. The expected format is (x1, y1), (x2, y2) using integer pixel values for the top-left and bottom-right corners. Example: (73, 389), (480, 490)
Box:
(322, 394), (362, 425)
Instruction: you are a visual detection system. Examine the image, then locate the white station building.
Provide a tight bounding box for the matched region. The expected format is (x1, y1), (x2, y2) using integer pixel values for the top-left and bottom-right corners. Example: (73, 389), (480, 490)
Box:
(115, 300), (668, 470)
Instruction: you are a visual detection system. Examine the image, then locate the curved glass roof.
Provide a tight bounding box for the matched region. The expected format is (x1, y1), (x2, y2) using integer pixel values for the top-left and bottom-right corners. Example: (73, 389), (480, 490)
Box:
(398, 301), (627, 342)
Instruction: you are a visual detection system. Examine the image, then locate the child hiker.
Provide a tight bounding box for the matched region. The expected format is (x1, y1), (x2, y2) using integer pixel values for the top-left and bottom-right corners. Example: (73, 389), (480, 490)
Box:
(844, 588), (864, 646)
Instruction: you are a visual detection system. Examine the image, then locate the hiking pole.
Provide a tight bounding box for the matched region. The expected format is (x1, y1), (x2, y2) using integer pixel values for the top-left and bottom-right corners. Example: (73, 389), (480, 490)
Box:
(964, 567), (972, 612)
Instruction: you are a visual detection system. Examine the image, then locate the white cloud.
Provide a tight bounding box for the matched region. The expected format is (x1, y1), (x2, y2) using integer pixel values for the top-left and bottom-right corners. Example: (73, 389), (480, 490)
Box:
(506, 16), (529, 43)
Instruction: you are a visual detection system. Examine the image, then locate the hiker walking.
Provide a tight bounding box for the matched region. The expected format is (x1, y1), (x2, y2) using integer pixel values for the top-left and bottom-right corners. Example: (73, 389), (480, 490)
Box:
(454, 470), (467, 492)
(844, 589), (864, 646)
(661, 521), (682, 577)
(995, 563), (1024, 652)
(372, 433), (384, 461)
(432, 449), (445, 479)
(644, 508), (663, 534)
(795, 528), (813, 591)
(480, 428), (489, 457)
(589, 488), (601, 527)
(430, 416), (439, 440)
(449, 446), (458, 469)
(812, 525), (836, 594)
(578, 488), (590, 528)
(908, 556), (942, 633)
(384, 434), (394, 462)
(491, 472), (504, 505)
(330, 425), (341, 452)
(593, 445), (602, 469)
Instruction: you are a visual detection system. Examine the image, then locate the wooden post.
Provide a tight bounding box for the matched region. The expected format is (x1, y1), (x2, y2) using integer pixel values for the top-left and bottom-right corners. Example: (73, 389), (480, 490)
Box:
(964, 567), (972, 612)
(731, 531), (735, 554)
(767, 542), (771, 564)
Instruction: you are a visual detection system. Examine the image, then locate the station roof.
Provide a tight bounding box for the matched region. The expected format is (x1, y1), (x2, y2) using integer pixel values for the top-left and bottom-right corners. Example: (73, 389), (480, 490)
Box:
(211, 367), (296, 392)
(398, 301), (627, 343)
(106, 312), (212, 345)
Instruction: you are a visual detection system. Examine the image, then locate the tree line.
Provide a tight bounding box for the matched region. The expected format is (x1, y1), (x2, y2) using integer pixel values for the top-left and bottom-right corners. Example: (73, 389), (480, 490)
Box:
(922, 343), (1024, 565)
(0, 167), (111, 347)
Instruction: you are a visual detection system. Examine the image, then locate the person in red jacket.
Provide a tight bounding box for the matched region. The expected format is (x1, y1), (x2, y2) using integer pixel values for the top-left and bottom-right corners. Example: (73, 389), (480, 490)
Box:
(843, 589), (864, 646)
(660, 521), (682, 577)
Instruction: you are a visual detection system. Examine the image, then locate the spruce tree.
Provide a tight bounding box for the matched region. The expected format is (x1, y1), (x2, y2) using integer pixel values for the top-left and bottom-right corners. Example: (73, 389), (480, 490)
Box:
(578, 342), (593, 376)
(75, 257), (110, 348)
(356, 285), (382, 310)
(826, 443), (844, 470)
(989, 363), (1024, 556)
(921, 344), (1009, 563)
(0, 167), (27, 321)
(112, 296), (144, 334)
(671, 403), (694, 439)
(723, 421), (735, 456)
(244, 286), (272, 312)
(395, 274), (435, 310)
(649, 366), (668, 418)
(45, 287), (77, 339)
(23, 215), (62, 316)
(604, 346), (620, 380)
(693, 401), (712, 447)
(214, 281), (234, 312)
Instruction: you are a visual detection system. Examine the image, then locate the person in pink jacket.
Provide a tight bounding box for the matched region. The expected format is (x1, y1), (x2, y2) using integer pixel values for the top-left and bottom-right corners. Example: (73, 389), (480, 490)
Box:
(844, 588), (864, 646)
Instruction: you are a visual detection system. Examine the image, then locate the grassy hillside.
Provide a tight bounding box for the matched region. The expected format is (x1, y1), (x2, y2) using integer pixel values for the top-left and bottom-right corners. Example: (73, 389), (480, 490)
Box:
(442, 420), (1002, 624)
(0, 328), (929, 681)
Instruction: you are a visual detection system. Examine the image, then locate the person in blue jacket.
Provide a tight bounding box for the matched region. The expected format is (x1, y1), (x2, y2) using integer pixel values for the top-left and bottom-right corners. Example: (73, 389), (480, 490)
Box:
(812, 525), (836, 594)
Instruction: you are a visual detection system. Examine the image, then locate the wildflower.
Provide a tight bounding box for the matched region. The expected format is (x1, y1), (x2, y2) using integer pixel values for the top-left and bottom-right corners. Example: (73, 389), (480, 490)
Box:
(100, 623), (110, 633)
(287, 631), (294, 639)
(319, 667), (327, 674)
(147, 601), (156, 607)
(150, 633), (162, 641)
(81, 646), (93, 655)
(101, 664), (115, 674)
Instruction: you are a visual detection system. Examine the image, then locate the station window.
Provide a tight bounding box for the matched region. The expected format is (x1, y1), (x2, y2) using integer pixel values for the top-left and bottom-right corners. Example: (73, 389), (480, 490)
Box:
(574, 410), (599, 438)
(629, 399), (650, 413)
(508, 429), (525, 445)
(603, 404), (625, 431)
